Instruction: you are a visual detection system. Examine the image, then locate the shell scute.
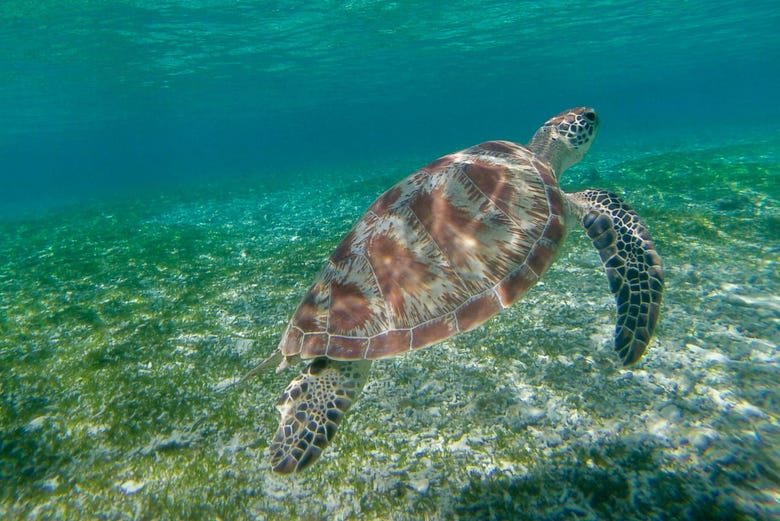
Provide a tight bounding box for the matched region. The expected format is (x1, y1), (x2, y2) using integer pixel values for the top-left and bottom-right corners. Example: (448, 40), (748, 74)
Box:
(368, 186), (404, 217)
(291, 280), (329, 334)
(455, 292), (503, 332)
(496, 265), (540, 307)
(365, 213), (465, 330)
(532, 158), (556, 186)
(544, 214), (567, 244)
(410, 314), (458, 350)
(546, 186), (566, 217)
(423, 154), (456, 172)
(472, 140), (523, 154)
(300, 333), (328, 358)
(368, 330), (412, 359)
(326, 336), (368, 360)
(279, 326), (303, 356)
(463, 161), (519, 217)
(527, 240), (556, 276)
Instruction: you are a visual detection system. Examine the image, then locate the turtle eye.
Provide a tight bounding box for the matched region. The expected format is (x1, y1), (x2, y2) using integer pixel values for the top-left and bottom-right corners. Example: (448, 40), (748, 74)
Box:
(584, 111), (596, 122)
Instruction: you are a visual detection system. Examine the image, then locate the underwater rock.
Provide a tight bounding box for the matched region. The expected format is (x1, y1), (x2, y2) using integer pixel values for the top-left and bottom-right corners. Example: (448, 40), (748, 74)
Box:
(118, 480), (145, 495)
(408, 476), (430, 495)
(690, 428), (720, 451)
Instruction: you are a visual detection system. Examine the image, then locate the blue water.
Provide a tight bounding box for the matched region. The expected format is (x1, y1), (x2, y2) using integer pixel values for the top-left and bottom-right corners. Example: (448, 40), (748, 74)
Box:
(2, 1), (778, 214)
(1, 2), (779, 520)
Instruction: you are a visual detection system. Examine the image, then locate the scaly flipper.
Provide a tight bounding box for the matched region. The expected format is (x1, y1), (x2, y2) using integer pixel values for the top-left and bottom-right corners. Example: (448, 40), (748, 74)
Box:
(269, 357), (371, 473)
(567, 190), (664, 364)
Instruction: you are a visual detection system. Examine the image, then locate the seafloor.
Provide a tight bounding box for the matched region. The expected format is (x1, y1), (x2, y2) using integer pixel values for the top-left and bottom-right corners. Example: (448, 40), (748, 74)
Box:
(1, 136), (778, 520)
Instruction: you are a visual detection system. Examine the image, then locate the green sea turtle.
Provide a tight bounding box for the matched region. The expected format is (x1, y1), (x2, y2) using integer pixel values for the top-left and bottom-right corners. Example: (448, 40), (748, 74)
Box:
(249, 107), (664, 473)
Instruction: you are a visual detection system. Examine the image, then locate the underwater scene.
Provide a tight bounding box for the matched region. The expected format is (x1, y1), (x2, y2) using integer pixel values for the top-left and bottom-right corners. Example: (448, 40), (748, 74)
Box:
(1, 1), (778, 520)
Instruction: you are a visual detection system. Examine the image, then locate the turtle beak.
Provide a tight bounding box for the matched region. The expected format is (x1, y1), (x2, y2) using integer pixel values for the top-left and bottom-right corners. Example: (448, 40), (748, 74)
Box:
(579, 108), (599, 145)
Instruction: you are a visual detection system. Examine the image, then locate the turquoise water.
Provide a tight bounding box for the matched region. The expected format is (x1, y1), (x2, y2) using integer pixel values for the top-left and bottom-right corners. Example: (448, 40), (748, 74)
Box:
(1, 2), (778, 520)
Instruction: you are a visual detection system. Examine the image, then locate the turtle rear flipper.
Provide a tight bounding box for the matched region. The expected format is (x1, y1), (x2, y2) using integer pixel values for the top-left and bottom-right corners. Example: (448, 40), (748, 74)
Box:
(568, 190), (664, 365)
(269, 358), (371, 473)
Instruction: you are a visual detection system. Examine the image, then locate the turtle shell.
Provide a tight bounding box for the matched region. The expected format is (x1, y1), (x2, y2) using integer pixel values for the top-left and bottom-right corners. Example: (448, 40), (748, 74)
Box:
(278, 140), (567, 361)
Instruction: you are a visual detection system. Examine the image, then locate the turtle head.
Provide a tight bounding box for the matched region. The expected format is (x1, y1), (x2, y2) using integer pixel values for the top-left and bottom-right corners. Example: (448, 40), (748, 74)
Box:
(527, 107), (599, 176)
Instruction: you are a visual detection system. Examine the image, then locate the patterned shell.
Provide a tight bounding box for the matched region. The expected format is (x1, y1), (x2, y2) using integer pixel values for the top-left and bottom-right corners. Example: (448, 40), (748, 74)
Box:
(278, 140), (568, 361)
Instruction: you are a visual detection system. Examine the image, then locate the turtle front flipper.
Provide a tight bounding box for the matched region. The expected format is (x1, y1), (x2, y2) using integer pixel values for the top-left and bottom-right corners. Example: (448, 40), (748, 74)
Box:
(567, 190), (664, 365)
(269, 358), (371, 473)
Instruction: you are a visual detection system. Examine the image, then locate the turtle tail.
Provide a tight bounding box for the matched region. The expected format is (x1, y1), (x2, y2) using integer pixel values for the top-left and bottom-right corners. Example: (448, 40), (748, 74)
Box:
(269, 358), (371, 473)
(568, 190), (664, 365)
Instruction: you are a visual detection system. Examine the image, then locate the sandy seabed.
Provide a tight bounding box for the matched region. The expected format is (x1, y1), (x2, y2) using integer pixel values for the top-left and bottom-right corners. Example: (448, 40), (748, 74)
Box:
(1, 138), (778, 520)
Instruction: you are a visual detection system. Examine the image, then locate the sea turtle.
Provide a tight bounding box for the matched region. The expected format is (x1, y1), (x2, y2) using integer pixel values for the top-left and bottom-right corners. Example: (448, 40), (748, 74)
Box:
(248, 107), (664, 473)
